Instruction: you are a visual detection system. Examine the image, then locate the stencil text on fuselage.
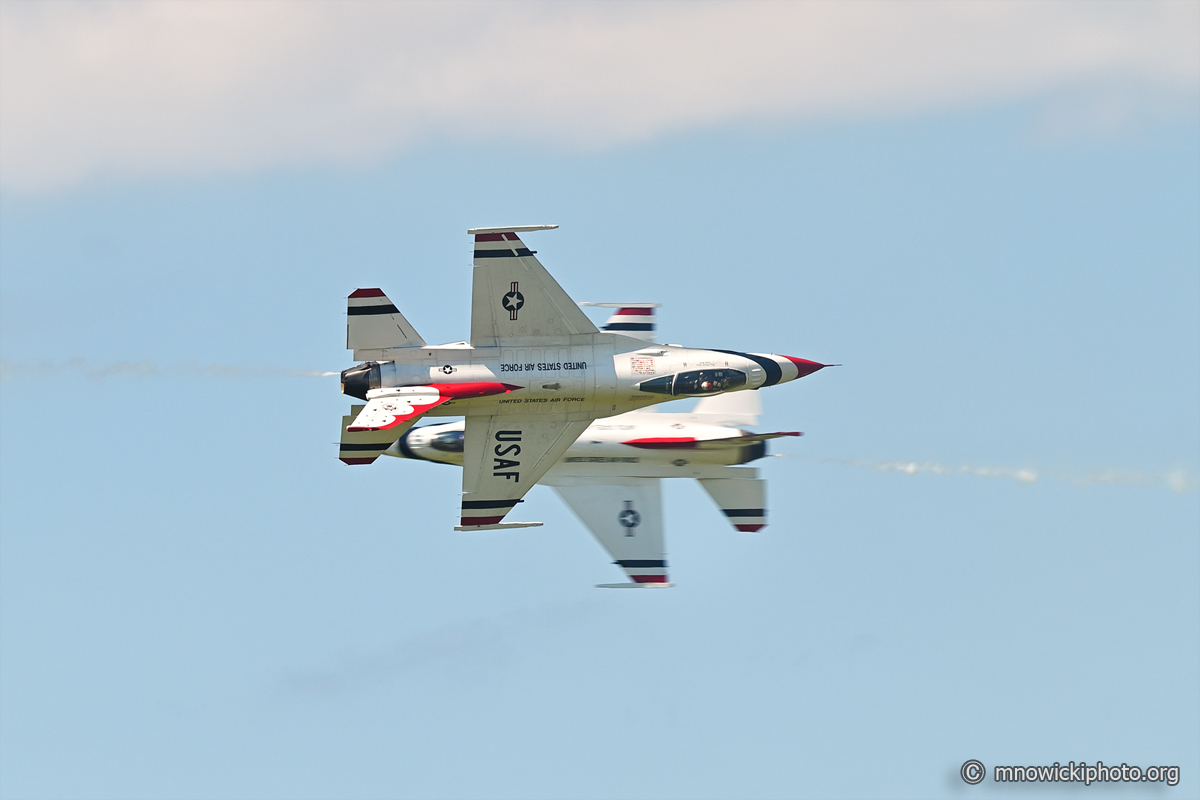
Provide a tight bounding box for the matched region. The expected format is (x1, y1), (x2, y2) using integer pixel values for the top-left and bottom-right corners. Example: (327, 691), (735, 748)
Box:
(499, 362), (588, 373)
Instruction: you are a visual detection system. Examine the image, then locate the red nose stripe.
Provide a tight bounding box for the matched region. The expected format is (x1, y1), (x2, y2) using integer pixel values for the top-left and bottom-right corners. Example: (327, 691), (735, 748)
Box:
(348, 288), (386, 298)
(783, 356), (826, 378)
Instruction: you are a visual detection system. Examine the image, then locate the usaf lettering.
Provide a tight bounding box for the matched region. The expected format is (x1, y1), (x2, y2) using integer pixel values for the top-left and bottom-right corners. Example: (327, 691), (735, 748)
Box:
(493, 430), (521, 481)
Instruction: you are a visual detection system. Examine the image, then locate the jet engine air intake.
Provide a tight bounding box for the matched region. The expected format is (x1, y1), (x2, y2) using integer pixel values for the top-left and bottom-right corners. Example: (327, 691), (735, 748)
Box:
(341, 361), (381, 400)
(638, 369), (747, 397)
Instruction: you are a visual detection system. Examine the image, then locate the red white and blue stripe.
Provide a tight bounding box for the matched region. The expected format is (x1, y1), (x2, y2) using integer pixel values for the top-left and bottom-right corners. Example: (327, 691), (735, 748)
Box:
(603, 307), (656, 337)
(580, 302), (660, 341)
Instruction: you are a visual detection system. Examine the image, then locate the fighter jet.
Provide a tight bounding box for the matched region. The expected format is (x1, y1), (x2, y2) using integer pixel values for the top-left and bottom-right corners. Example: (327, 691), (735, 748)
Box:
(337, 225), (828, 537)
(386, 357), (797, 587)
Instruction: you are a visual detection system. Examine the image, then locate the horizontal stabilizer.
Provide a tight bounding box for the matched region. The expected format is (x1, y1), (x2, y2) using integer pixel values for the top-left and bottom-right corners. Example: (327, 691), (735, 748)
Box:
(347, 288), (425, 355)
(339, 404), (409, 464)
(596, 582), (674, 589)
(347, 387), (447, 431)
(698, 477), (767, 532)
(454, 522), (544, 531)
(347, 383), (520, 431)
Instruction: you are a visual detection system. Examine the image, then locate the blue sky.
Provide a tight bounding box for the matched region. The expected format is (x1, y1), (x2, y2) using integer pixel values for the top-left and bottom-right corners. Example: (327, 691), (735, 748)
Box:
(1, 4), (1197, 799)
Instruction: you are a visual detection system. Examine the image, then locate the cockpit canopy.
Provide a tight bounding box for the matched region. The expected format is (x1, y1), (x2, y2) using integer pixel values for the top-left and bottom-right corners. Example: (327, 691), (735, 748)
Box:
(638, 368), (747, 397)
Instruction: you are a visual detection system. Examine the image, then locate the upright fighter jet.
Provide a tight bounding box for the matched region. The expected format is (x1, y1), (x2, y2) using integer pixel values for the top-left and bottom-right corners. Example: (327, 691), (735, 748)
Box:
(338, 225), (827, 533)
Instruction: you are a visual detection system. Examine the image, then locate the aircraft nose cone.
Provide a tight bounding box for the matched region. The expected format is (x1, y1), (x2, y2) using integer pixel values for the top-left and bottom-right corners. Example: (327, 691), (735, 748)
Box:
(783, 356), (827, 378)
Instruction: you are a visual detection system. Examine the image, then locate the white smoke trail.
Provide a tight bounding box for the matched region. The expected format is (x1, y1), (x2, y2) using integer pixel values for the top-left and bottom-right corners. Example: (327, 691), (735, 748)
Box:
(816, 458), (1199, 494)
(0, 358), (338, 381)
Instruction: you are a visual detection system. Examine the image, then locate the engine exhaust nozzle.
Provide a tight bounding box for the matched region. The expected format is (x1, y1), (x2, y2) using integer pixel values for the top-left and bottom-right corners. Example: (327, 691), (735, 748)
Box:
(340, 362), (381, 400)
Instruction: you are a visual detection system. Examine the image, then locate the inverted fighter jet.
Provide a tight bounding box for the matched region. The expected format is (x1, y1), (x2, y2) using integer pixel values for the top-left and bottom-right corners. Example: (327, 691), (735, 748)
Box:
(337, 225), (828, 537)
(387, 376), (795, 587)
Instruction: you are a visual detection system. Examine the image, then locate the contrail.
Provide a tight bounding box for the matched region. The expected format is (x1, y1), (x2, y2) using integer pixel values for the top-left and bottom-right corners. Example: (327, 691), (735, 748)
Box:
(814, 458), (1199, 494)
(0, 358), (338, 381)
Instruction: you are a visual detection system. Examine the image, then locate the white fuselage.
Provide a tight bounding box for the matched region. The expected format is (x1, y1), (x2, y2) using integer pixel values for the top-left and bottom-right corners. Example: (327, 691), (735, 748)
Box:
(343, 334), (811, 421)
(387, 409), (777, 480)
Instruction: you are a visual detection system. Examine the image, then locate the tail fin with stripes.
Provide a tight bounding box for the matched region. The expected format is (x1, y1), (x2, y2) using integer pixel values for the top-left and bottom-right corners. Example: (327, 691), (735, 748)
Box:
(580, 302), (659, 341)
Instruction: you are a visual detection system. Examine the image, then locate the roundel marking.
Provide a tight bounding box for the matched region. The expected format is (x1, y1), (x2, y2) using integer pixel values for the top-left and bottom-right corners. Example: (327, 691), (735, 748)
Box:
(502, 281), (524, 320)
(618, 500), (641, 533)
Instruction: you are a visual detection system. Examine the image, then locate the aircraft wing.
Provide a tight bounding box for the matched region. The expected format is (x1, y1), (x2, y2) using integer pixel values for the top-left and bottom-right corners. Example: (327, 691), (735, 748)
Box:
(469, 226), (598, 347)
(458, 413), (593, 528)
(548, 478), (671, 587)
(696, 431), (800, 449)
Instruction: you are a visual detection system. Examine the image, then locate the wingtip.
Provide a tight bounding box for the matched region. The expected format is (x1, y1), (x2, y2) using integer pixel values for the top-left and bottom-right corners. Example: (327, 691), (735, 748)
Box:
(467, 224), (559, 234)
(454, 521), (544, 531)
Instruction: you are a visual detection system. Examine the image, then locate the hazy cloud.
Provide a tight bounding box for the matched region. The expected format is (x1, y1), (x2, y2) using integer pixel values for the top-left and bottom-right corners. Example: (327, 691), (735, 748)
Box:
(1, 1), (1196, 192)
